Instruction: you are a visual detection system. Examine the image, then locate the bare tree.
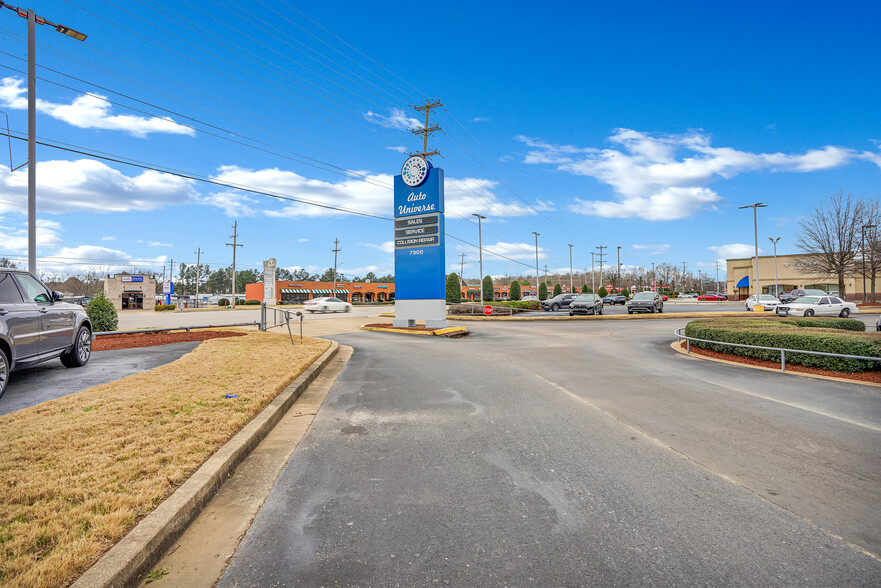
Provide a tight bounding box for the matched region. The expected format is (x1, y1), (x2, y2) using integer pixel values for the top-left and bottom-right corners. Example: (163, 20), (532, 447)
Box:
(795, 192), (864, 298)
(853, 198), (881, 302)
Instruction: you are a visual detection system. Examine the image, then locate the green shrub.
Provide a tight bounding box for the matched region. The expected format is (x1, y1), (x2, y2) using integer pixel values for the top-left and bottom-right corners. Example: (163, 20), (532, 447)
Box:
(684, 317), (878, 372)
(598, 287), (608, 298)
(85, 292), (118, 332)
(218, 298), (229, 307)
(553, 283), (562, 297)
(509, 280), (521, 301)
(446, 273), (462, 303)
(244, 299), (261, 305)
(539, 282), (548, 301)
(581, 285), (589, 293)
(482, 276), (494, 302)
(494, 300), (540, 310)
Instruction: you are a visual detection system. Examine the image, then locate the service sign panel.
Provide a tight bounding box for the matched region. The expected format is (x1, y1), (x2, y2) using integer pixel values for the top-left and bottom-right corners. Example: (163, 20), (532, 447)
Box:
(394, 166), (445, 300)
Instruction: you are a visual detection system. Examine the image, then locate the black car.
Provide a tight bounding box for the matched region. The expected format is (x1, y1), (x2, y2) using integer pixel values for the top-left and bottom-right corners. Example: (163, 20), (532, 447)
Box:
(540, 293), (578, 311)
(0, 268), (93, 398)
(602, 294), (627, 305)
(627, 291), (664, 314)
(569, 293), (603, 316)
(778, 288), (826, 304)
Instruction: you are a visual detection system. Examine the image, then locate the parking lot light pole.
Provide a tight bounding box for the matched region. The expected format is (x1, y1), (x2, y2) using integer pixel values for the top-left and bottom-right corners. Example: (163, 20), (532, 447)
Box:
(739, 203), (767, 297)
(862, 224), (877, 302)
(590, 252), (596, 293)
(473, 214), (486, 304)
(567, 244), (574, 294)
(532, 232), (540, 299)
(768, 237), (781, 298)
(0, 2), (87, 274)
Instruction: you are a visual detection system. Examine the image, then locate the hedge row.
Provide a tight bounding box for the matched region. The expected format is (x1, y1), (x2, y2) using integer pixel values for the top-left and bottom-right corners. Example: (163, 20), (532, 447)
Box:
(684, 318), (881, 372)
(154, 304), (177, 311)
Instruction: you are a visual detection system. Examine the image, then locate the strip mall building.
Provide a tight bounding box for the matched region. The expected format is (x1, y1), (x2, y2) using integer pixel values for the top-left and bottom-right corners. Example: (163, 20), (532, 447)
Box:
(726, 253), (876, 300)
(245, 281), (395, 303)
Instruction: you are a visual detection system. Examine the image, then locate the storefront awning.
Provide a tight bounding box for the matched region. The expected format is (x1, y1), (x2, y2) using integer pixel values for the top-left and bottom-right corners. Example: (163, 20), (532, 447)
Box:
(735, 276), (750, 288)
(334, 289), (349, 294)
(312, 289), (331, 294)
(281, 288), (310, 294)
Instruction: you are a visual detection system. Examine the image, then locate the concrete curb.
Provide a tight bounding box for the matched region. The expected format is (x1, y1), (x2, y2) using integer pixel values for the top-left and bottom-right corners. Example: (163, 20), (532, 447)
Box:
(72, 341), (340, 588)
(360, 325), (469, 337)
(669, 340), (881, 388)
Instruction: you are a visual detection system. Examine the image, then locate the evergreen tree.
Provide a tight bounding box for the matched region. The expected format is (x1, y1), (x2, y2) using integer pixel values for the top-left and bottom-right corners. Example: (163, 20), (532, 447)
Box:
(553, 283), (563, 296)
(446, 273), (462, 303)
(581, 284), (589, 293)
(509, 280), (521, 301)
(598, 286), (608, 297)
(482, 275), (494, 302)
(539, 282), (548, 300)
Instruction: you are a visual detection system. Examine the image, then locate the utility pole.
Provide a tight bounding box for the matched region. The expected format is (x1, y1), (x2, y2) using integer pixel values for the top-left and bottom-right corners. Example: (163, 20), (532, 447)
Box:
(595, 246), (606, 291)
(410, 99), (443, 159)
(651, 262), (655, 291)
(194, 247), (202, 308)
(861, 225), (877, 302)
(590, 252), (596, 293)
(533, 232), (540, 299)
(567, 244), (574, 294)
(617, 246), (622, 291)
(714, 260), (720, 293)
(331, 238), (341, 299)
(226, 221), (242, 308)
(169, 258), (174, 283)
(739, 203), (767, 297)
(544, 264), (549, 293)
(459, 252), (466, 290)
(682, 262), (688, 292)
(473, 214), (485, 304)
(0, 3), (86, 274)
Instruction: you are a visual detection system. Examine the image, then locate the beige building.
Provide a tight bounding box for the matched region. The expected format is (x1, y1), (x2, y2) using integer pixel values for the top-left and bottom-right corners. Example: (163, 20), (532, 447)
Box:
(726, 253), (873, 300)
(104, 274), (156, 310)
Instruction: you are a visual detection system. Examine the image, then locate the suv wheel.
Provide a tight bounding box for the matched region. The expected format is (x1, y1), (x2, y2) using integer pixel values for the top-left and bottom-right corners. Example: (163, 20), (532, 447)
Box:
(551, 303), (560, 311)
(0, 348), (8, 399)
(60, 325), (92, 368)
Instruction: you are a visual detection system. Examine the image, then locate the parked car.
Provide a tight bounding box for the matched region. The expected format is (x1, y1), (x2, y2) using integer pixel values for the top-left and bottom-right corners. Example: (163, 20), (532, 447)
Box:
(775, 296), (857, 318)
(569, 293), (603, 316)
(678, 292), (699, 298)
(778, 289), (827, 304)
(0, 268), (93, 398)
(697, 292), (728, 301)
(660, 294), (669, 301)
(744, 294), (781, 311)
(521, 295), (538, 301)
(302, 297), (352, 313)
(627, 291), (664, 314)
(602, 294), (627, 305)
(540, 293), (578, 311)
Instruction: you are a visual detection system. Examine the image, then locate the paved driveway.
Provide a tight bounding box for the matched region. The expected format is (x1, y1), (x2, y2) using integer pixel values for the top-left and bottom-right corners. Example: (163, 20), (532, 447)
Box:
(0, 342), (200, 415)
(219, 319), (881, 586)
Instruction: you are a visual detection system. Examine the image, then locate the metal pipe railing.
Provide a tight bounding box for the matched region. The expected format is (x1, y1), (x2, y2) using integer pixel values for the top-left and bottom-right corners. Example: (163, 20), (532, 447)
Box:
(94, 322), (259, 337)
(674, 327), (881, 372)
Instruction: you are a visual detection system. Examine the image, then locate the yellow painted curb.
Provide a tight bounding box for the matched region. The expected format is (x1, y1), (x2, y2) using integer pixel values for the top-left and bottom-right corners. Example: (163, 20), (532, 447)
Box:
(669, 341), (881, 387)
(360, 325), (469, 337)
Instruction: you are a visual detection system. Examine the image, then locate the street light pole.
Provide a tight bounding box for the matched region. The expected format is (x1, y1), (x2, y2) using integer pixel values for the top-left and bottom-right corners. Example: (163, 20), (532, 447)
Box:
(617, 246), (622, 292)
(739, 203), (768, 297)
(862, 224), (877, 302)
(0, 2), (87, 274)
(473, 214), (486, 304)
(532, 232), (540, 299)
(567, 244), (574, 294)
(590, 252), (596, 293)
(768, 237), (781, 298)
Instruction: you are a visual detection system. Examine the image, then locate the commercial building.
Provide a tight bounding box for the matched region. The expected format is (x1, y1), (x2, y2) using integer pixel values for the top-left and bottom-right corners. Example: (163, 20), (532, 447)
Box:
(103, 274), (157, 310)
(245, 281), (395, 303)
(726, 253), (876, 300)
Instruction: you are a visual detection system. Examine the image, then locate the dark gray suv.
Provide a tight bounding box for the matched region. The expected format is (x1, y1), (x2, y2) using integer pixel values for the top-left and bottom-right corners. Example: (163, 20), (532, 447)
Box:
(0, 269), (93, 398)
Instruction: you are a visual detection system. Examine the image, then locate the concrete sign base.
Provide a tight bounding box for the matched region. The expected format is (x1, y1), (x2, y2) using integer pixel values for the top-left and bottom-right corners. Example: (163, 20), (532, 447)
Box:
(393, 299), (448, 329)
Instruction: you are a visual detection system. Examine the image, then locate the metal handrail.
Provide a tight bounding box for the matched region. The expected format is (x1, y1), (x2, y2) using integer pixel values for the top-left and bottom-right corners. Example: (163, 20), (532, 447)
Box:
(261, 304), (303, 344)
(674, 327), (881, 372)
(94, 322), (259, 337)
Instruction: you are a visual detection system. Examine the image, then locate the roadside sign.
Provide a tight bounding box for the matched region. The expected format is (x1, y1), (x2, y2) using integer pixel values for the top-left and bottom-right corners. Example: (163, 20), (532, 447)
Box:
(484, 305), (493, 316)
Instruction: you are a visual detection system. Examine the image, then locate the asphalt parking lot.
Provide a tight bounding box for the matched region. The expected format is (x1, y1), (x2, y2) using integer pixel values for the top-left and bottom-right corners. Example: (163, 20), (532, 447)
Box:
(0, 342), (200, 415)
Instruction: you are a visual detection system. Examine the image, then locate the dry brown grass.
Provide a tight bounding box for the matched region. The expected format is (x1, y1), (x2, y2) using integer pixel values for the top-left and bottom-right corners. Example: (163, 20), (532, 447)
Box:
(0, 330), (330, 587)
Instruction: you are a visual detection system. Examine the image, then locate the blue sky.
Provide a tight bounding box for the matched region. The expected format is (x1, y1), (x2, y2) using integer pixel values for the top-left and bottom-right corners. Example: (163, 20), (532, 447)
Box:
(0, 1), (878, 283)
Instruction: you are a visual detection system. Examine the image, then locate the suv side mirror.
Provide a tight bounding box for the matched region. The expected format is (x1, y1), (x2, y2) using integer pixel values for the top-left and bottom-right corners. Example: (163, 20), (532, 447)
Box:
(52, 291), (64, 302)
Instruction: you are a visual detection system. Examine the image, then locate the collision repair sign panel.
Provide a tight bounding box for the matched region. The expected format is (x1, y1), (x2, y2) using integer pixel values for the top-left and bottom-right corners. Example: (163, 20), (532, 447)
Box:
(394, 167), (445, 300)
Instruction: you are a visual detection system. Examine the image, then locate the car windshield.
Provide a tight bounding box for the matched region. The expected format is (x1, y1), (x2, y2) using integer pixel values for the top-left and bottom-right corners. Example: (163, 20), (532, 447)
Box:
(759, 295), (777, 301)
(793, 296), (821, 305)
(574, 295), (594, 301)
(804, 289), (826, 296)
(632, 292), (654, 300)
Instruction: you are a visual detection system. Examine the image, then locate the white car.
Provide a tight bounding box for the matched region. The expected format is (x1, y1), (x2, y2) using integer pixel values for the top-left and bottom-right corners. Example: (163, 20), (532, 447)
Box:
(744, 294), (781, 311)
(302, 297), (352, 313)
(775, 295), (857, 318)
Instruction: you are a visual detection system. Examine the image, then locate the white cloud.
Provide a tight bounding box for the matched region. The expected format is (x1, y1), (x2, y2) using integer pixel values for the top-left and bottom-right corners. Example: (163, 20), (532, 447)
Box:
(0, 77), (194, 138)
(471, 117), (489, 123)
(365, 108), (421, 130)
(101, 236), (116, 241)
(519, 129), (873, 221)
(459, 241), (547, 263)
(633, 243), (671, 255)
(446, 177), (553, 217)
(708, 243), (764, 260)
(147, 241), (172, 247)
(198, 189), (258, 217)
(362, 241), (394, 253)
(386, 146), (408, 154)
(0, 160), (198, 214)
(0, 219), (62, 253)
(35, 244), (167, 275)
(297, 238), (309, 243)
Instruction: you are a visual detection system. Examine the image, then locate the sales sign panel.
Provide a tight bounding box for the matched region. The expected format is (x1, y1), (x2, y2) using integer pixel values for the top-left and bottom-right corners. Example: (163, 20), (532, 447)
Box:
(393, 166), (445, 300)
